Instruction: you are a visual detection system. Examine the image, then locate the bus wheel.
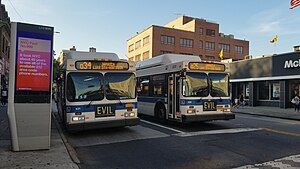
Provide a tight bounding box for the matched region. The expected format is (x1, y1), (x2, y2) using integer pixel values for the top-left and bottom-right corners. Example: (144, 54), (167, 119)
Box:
(155, 103), (166, 123)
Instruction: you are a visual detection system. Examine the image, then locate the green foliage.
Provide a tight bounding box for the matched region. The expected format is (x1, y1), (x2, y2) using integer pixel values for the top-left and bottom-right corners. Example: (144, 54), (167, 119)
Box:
(52, 58), (60, 82)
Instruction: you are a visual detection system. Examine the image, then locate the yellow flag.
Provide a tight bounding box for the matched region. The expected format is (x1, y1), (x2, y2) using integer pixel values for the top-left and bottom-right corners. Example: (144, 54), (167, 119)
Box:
(270, 35), (279, 43)
(219, 48), (224, 60)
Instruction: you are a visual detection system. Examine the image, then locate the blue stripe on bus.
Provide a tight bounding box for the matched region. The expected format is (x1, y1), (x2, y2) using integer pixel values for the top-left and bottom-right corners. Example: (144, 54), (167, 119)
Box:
(137, 96), (231, 106)
(180, 99), (231, 105)
(137, 96), (167, 104)
(66, 102), (138, 113)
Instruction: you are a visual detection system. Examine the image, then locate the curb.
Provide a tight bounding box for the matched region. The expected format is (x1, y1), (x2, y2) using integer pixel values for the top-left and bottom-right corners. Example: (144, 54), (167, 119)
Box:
(52, 112), (81, 165)
(233, 111), (300, 121)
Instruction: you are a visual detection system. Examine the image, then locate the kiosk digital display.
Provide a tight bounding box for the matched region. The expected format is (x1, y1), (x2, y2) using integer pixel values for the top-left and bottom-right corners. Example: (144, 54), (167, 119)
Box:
(14, 23), (53, 103)
(16, 36), (52, 91)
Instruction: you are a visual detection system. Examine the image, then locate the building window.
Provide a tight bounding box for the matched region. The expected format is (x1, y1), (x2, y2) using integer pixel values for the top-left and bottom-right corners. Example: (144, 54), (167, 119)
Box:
(199, 40), (203, 49)
(160, 50), (173, 54)
(206, 29), (215, 36)
(258, 81), (269, 100)
(128, 44), (134, 52)
(258, 81), (280, 100)
(143, 51), (150, 60)
(199, 28), (204, 35)
(219, 43), (230, 52)
(143, 36), (150, 46)
(205, 55), (215, 60)
(135, 54), (141, 62)
(135, 40), (141, 50)
(235, 45), (243, 54)
(180, 38), (193, 48)
(128, 57), (134, 61)
(205, 41), (215, 51)
(161, 35), (175, 45)
(237, 83), (250, 100)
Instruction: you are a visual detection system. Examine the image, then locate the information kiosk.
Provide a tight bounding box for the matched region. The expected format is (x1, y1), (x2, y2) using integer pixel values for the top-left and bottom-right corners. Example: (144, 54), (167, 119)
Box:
(8, 22), (54, 151)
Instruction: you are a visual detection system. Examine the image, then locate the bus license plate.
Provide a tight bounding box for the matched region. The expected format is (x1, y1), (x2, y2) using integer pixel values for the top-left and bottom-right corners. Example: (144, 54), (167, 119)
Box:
(95, 105), (115, 117)
(203, 101), (216, 111)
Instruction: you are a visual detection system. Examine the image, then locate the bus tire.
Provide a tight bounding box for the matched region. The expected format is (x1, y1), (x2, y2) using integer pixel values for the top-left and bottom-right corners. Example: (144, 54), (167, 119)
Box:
(155, 102), (166, 123)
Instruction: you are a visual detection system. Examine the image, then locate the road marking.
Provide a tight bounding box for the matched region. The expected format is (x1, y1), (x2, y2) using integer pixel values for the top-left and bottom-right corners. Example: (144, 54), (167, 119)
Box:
(234, 154), (300, 169)
(173, 128), (262, 137)
(140, 119), (184, 133)
(263, 128), (300, 137)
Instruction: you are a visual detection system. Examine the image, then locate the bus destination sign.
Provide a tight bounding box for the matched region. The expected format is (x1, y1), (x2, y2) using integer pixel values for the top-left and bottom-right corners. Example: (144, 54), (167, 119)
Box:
(75, 61), (129, 70)
(188, 62), (225, 71)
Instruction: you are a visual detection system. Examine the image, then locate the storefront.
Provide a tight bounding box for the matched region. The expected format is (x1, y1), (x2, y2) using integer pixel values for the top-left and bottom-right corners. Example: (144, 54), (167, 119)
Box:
(230, 52), (300, 108)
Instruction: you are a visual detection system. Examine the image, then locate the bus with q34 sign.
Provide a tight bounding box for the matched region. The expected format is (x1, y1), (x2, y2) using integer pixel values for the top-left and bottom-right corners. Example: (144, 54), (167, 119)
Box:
(136, 54), (234, 123)
(56, 49), (138, 131)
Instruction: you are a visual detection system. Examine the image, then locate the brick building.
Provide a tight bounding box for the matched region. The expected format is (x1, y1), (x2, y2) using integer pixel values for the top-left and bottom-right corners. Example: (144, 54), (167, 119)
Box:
(127, 16), (249, 62)
(0, 1), (10, 94)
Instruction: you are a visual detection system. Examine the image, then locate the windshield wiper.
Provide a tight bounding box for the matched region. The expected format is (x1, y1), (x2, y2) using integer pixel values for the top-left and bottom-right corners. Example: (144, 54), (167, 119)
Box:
(87, 100), (93, 107)
(86, 87), (103, 107)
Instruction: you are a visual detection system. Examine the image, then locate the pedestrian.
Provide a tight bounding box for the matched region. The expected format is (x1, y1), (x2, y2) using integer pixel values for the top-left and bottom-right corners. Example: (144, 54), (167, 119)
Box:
(291, 95), (300, 113)
(1, 89), (7, 106)
(233, 97), (240, 108)
(239, 93), (244, 107)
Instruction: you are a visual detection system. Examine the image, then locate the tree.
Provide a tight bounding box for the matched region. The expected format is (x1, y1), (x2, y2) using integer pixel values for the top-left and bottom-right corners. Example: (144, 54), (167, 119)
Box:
(52, 58), (60, 82)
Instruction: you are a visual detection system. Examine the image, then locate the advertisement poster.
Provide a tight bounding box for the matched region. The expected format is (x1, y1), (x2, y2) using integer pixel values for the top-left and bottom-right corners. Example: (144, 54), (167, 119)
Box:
(272, 83), (280, 99)
(16, 32), (52, 92)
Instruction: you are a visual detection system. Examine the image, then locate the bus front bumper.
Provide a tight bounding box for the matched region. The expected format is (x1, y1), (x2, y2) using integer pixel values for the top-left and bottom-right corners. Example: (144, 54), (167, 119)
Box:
(181, 113), (235, 123)
(66, 118), (140, 131)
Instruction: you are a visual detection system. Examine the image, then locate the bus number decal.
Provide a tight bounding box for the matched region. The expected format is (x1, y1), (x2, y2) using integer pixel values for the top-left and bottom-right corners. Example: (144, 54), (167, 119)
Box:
(203, 101), (216, 111)
(95, 106), (115, 117)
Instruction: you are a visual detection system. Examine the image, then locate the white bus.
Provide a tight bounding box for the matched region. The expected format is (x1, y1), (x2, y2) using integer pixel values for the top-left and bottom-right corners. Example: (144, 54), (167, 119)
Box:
(136, 54), (234, 123)
(56, 49), (138, 131)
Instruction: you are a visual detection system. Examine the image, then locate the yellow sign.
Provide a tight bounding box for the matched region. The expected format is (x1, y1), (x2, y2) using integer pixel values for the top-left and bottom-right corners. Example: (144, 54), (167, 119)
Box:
(203, 101), (216, 111)
(76, 61), (129, 70)
(188, 62), (225, 71)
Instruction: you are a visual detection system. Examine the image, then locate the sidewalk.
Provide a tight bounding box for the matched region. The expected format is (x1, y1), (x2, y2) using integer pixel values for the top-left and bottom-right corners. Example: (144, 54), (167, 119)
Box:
(232, 106), (300, 121)
(0, 105), (79, 169)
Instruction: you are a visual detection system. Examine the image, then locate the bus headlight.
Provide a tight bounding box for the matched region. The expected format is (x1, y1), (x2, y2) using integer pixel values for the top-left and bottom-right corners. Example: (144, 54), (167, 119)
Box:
(72, 116), (85, 121)
(124, 112), (135, 117)
(187, 109), (195, 114)
(129, 112), (135, 117)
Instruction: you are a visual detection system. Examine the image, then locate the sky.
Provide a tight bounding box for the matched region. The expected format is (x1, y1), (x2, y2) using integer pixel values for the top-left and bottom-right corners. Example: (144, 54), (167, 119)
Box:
(2, 0), (300, 59)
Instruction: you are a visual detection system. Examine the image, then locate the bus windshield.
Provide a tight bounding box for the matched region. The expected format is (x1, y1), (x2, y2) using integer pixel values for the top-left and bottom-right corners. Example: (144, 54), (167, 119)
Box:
(209, 73), (229, 97)
(67, 72), (104, 102)
(183, 72), (209, 97)
(105, 73), (136, 100)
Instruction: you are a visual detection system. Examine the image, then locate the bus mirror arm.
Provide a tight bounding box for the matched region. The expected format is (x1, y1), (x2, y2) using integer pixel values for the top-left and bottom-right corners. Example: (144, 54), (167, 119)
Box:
(180, 69), (186, 77)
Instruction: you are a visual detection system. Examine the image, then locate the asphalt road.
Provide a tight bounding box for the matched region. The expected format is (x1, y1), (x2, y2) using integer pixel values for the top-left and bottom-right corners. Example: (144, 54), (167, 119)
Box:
(63, 113), (300, 169)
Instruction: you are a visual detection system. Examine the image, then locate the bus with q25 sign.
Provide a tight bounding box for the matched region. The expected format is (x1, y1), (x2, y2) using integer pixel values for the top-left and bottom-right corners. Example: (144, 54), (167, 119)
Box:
(56, 49), (138, 131)
(136, 54), (234, 123)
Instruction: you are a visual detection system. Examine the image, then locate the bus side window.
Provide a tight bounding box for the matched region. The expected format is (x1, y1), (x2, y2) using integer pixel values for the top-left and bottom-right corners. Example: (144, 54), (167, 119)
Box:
(138, 76), (150, 96)
(152, 75), (166, 97)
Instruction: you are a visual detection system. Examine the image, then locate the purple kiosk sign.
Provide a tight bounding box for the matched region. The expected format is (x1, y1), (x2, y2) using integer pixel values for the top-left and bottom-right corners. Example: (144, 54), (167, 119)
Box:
(8, 22), (54, 151)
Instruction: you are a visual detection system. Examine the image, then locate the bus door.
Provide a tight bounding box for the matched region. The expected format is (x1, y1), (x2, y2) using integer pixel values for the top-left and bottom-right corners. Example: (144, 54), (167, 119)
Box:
(168, 74), (180, 119)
